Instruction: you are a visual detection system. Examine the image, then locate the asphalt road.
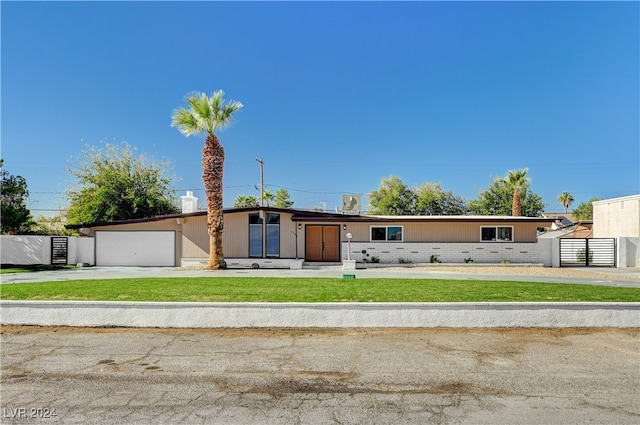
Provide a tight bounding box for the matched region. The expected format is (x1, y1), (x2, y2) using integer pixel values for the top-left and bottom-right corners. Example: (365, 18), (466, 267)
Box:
(1, 326), (638, 424)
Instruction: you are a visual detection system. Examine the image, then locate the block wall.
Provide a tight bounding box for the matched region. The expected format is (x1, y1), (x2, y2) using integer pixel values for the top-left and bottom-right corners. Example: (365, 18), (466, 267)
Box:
(342, 242), (545, 264)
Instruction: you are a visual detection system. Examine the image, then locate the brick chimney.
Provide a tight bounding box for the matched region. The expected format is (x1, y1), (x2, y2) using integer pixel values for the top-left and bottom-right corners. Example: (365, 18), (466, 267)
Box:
(181, 191), (198, 213)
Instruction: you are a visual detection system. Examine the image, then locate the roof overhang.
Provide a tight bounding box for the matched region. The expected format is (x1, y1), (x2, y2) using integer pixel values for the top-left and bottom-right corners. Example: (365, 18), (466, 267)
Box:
(291, 214), (556, 224)
(67, 207), (556, 229)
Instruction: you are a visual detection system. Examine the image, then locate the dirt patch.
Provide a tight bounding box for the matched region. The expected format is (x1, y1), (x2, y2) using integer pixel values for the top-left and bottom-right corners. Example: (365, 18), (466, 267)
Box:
(2, 325), (637, 338)
(393, 265), (640, 280)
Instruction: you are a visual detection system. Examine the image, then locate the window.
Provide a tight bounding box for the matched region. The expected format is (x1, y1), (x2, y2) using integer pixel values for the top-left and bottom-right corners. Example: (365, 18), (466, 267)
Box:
(249, 214), (263, 257)
(481, 226), (513, 242)
(370, 226), (403, 242)
(249, 213), (280, 258)
(265, 213), (280, 257)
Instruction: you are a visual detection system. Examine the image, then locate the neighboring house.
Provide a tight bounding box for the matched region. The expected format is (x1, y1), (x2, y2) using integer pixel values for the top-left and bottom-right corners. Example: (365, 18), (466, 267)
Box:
(543, 213), (576, 230)
(593, 194), (640, 268)
(569, 221), (593, 238)
(67, 206), (554, 267)
(537, 220), (593, 239)
(593, 194), (640, 238)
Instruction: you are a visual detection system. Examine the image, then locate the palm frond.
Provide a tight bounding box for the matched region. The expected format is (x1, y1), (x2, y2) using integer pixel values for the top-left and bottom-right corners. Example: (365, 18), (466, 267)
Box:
(188, 94), (213, 127)
(172, 90), (243, 137)
(211, 90), (224, 112)
(171, 108), (201, 137)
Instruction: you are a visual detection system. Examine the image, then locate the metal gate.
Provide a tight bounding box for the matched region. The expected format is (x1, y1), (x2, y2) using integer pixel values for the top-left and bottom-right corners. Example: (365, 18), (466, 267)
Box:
(51, 237), (68, 265)
(560, 238), (616, 267)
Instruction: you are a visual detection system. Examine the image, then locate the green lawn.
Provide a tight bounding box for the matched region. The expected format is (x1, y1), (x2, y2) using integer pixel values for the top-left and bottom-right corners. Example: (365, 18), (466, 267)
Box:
(1, 277), (638, 302)
(0, 264), (77, 274)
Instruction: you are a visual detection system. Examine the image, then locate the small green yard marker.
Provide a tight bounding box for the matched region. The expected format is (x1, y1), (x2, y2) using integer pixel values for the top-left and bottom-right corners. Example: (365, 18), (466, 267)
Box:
(341, 274), (356, 279)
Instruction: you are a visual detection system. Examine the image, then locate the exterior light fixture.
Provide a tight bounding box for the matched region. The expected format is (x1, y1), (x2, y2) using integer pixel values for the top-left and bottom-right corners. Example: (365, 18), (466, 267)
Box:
(343, 224), (347, 230)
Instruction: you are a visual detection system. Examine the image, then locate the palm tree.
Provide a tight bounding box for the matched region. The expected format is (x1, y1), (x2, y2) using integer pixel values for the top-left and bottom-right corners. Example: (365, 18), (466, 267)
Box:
(502, 169), (530, 216)
(233, 195), (259, 209)
(172, 91), (243, 270)
(557, 191), (574, 213)
(262, 190), (275, 207)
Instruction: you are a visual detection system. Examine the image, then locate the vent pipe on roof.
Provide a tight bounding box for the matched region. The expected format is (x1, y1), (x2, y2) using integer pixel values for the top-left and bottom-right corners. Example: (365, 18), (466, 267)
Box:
(181, 191), (198, 213)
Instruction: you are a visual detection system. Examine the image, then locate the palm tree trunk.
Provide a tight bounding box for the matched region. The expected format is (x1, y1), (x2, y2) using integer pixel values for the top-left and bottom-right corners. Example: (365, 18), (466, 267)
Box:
(202, 133), (225, 270)
(512, 189), (522, 216)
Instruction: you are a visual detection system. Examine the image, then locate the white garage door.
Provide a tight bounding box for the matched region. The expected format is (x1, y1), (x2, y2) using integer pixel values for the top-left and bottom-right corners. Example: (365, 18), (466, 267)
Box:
(96, 231), (175, 266)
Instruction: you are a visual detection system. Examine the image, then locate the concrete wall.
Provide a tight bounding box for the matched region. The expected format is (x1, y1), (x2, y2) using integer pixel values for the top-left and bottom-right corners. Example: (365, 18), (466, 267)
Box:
(1, 301), (638, 328)
(343, 241), (548, 265)
(593, 195), (640, 238)
(68, 237), (95, 265)
(617, 237), (640, 268)
(1, 235), (95, 265)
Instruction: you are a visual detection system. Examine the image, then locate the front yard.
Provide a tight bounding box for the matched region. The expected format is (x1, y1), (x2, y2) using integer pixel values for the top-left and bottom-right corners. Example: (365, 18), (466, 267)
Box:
(1, 277), (638, 303)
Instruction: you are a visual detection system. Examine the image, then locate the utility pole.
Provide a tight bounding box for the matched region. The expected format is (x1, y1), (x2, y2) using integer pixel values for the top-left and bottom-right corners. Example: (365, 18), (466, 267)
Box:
(256, 157), (264, 206)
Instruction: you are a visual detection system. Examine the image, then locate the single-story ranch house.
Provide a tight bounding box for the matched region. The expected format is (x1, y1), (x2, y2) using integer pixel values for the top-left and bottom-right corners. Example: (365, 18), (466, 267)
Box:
(67, 207), (555, 268)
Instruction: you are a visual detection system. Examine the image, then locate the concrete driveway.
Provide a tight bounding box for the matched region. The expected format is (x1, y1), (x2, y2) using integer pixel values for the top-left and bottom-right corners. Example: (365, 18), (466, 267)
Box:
(1, 326), (638, 424)
(1, 265), (638, 287)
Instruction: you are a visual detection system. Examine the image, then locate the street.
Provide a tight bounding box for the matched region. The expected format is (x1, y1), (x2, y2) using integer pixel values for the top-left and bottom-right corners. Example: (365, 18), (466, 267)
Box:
(1, 326), (638, 424)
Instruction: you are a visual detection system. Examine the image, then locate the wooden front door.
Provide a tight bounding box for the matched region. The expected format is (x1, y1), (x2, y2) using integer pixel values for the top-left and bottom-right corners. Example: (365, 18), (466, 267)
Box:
(305, 225), (340, 262)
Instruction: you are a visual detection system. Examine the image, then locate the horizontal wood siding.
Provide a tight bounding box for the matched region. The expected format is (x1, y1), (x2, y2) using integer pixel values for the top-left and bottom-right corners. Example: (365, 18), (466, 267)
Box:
(280, 214), (298, 258)
(222, 213), (249, 257)
(88, 220), (180, 232)
(341, 221), (540, 243)
(181, 215), (208, 258)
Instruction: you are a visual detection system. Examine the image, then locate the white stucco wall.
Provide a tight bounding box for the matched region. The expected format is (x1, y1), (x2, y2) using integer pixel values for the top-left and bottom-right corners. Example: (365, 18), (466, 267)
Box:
(1, 301), (638, 328)
(1, 236), (50, 265)
(617, 237), (640, 268)
(1, 235), (95, 265)
(593, 195), (640, 238)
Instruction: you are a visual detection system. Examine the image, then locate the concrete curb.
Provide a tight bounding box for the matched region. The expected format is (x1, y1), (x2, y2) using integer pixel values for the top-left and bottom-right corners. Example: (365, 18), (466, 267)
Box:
(1, 301), (638, 328)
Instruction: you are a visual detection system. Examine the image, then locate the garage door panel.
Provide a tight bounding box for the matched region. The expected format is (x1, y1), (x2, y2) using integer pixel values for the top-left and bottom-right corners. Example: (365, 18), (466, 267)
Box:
(96, 231), (175, 266)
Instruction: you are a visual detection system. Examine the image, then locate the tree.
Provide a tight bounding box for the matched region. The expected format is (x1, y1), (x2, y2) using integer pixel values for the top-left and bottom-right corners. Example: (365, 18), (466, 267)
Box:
(469, 170), (545, 217)
(233, 195), (259, 208)
(557, 191), (574, 213)
(66, 142), (179, 225)
(274, 188), (294, 208)
(414, 183), (468, 215)
(30, 213), (78, 236)
(368, 176), (467, 215)
(501, 169), (530, 216)
(263, 190), (275, 207)
(0, 159), (33, 234)
(368, 176), (415, 215)
(172, 90), (243, 270)
(573, 197), (600, 221)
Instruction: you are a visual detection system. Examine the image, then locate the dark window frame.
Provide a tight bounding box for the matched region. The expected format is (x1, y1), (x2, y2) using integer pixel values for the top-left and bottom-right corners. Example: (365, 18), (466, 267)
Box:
(370, 225), (404, 242)
(480, 226), (513, 242)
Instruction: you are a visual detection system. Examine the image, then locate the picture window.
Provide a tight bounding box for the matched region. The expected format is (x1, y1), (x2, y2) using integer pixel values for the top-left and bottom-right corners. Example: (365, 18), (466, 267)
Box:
(371, 226), (403, 242)
(481, 226), (513, 242)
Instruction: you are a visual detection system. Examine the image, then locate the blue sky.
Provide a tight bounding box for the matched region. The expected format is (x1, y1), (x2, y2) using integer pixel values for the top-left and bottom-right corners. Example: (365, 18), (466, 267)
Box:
(2, 1), (638, 216)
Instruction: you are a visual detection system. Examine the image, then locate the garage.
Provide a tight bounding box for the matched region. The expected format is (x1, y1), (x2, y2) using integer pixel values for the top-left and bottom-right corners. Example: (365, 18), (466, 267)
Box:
(95, 231), (175, 266)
